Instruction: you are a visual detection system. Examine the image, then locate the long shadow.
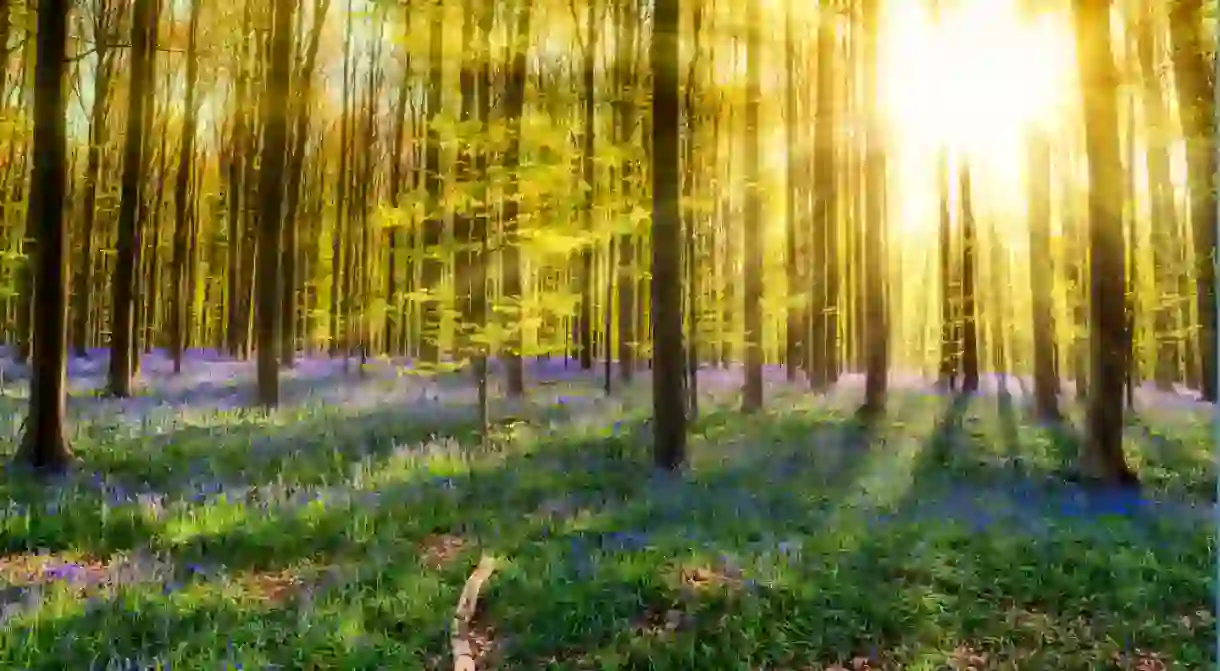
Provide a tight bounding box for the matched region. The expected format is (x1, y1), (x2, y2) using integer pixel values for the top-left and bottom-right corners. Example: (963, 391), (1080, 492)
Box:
(890, 391), (1210, 549)
(0, 401), (498, 559)
(3, 389), (1212, 669)
(1126, 413), (1215, 501)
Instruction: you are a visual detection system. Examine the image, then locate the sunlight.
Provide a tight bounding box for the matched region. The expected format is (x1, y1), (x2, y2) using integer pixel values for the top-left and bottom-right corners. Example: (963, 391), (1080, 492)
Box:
(878, 0), (1076, 156)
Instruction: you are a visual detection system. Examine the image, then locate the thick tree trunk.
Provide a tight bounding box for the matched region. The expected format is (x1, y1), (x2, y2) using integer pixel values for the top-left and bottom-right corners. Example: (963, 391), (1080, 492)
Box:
(652, 0), (686, 470)
(254, 0), (295, 407)
(16, 0), (73, 473)
(1073, 0), (1136, 484)
(860, 0), (888, 414)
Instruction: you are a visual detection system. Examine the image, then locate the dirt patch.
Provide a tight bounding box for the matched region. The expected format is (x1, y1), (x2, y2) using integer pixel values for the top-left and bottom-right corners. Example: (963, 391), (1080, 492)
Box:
(0, 551), (173, 592)
(419, 534), (469, 569)
(229, 567), (306, 605)
(673, 562), (745, 594)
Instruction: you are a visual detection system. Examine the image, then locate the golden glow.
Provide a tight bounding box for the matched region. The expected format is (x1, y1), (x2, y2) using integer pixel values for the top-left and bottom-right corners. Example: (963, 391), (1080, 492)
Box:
(878, 0), (1076, 155)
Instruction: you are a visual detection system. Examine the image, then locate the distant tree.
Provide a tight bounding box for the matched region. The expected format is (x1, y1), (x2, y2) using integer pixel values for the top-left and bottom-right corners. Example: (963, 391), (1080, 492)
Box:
(107, 0), (156, 398)
(741, 0), (764, 413)
(169, 0), (202, 374)
(959, 161), (979, 394)
(501, 0), (531, 396)
(1133, 6), (1180, 391)
(1167, 0), (1216, 402)
(1027, 131), (1061, 420)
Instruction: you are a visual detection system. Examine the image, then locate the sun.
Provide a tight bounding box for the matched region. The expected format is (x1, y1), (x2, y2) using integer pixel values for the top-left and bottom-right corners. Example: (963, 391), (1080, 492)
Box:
(878, 0), (1076, 157)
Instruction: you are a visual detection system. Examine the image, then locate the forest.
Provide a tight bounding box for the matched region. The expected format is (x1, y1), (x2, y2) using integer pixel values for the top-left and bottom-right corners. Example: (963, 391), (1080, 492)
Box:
(0, 0), (1215, 667)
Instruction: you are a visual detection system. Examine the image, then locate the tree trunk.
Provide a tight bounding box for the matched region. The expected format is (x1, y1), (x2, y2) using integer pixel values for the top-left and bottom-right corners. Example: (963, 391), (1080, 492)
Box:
(937, 148), (957, 389)
(1167, 0), (1217, 402)
(615, 0), (638, 383)
(500, 0), (531, 396)
(1073, 0), (1136, 484)
(783, 3), (803, 383)
(169, 0), (201, 373)
(860, 0), (888, 414)
(811, 6), (838, 390)
(1133, 9), (1180, 391)
(1028, 131), (1061, 420)
(741, 0), (764, 413)
(72, 9), (117, 359)
(577, 0), (597, 371)
(651, 0), (686, 470)
(16, 0), (73, 474)
(420, 1), (445, 365)
(107, 0), (155, 397)
(959, 161), (979, 394)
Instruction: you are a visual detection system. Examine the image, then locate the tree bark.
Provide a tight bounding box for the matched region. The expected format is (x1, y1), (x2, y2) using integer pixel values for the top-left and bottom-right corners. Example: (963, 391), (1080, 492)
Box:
(1027, 132), (1061, 420)
(1073, 0), (1136, 484)
(1167, 0), (1217, 402)
(651, 0), (686, 470)
(107, 0), (155, 397)
(16, 0), (73, 474)
(742, 0), (764, 413)
(169, 0), (202, 373)
(254, 0), (295, 407)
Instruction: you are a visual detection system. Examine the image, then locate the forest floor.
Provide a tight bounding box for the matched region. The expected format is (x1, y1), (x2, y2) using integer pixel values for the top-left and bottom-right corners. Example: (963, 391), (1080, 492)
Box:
(0, 351), (1213, 670)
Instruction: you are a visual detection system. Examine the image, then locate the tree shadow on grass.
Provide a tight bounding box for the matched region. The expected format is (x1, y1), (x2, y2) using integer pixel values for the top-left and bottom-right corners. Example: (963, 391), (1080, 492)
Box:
(469, 395), (1214, 668)
(0, 569), (462, 671)
(0, 399), (508, 559)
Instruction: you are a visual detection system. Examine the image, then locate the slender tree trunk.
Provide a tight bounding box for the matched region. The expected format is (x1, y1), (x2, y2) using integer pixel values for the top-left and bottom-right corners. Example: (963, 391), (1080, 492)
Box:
(420, 0), (445, 365)
(741, 0), (764, 413)
(500, 0), (532, 395)
(280, 0), (330, 368)
(783, 3), (802, 383)
(72, 17), (115, 358)
(811, 7), (838, 390)
(1133, 11), (1180, 390)
(937, 148), (957, 389)
(615, 0), (638, 383)
(331, 0), (354, 360)
(576, 0), (598, 371)
(107, 0), (155, 397)
(1168, 0), (1217, 402)
(168, 0), (201, 373)
(226, 4), (252, 357)
(1028, 132), (1061, 420)
(959, 161), (980, 394)
(386, 8), (410, 356)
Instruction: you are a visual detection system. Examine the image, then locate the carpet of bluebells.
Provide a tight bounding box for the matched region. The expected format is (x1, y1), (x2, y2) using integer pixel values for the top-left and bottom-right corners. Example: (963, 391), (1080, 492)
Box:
(0, 349), (1213, 670)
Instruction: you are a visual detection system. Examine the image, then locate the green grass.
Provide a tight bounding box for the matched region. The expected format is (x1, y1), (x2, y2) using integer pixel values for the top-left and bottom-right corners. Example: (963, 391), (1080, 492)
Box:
(0, 381), (1213, 670)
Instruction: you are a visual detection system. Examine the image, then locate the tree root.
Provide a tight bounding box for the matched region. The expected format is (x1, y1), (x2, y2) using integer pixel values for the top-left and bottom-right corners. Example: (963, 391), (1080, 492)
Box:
(451, 554), (498, 671)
